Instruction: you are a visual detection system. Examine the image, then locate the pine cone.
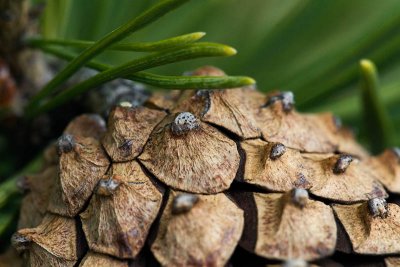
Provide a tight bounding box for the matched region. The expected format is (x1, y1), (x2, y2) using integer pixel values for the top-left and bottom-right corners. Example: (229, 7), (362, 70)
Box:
(9, 66), (400, 267)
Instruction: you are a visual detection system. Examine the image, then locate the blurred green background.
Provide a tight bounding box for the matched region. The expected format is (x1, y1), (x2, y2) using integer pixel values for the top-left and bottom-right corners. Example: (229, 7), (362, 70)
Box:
(39, 0), (400, 149)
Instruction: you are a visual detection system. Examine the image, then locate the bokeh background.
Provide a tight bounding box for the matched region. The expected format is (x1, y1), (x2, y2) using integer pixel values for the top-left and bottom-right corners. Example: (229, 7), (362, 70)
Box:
(40, 0), (400, 149)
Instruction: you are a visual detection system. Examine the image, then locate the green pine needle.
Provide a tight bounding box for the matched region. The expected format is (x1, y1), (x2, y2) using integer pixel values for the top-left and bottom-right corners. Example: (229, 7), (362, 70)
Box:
(28, 42), (242, 117)
(26, 0), (190, 113)
(359, 59), (395, 153)
(27, 32), (206, 52)
(131, 72), (255, 89)
(40, 46), (255, 89)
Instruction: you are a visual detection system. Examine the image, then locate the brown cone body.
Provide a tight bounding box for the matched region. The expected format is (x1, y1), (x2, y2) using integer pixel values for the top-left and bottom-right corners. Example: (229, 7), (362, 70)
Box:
(8, 66), (399, 267)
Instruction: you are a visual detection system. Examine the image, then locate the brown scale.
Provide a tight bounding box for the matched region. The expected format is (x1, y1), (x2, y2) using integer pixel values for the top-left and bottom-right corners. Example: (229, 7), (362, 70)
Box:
(17, 166), (57, 229)
(144, 90), (183, 112)
(78, 252), (129, 267)
(47, 115), (110, 217)
(16, 143), (59, 230)
(172, 66), (262, 140)
(63, 114), (107, 140)
(302, 154), (388, 203)
(232, 190), (337, 261)
(12, 214), (87, 266)
(385, 257), (400, 267)
(254, 91), (339, 153)
(138, 112), (240, 194)
(367, 148), (400, 194)
(150, 190), (244, 267)
(333, 198), (400, 255)
(239, 138), (313, 192)
(335, 126), (370, 158)
(102, 104), (166, 162)
(80, 161), (164, 259)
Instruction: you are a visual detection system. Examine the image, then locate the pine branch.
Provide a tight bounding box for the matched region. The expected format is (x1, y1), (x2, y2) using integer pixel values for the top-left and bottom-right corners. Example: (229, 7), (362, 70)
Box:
(26, 0), (190, 113)
(28, 42), (250, 116)
(27, 32), (206, 52)
(40, 46), (255, 89)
